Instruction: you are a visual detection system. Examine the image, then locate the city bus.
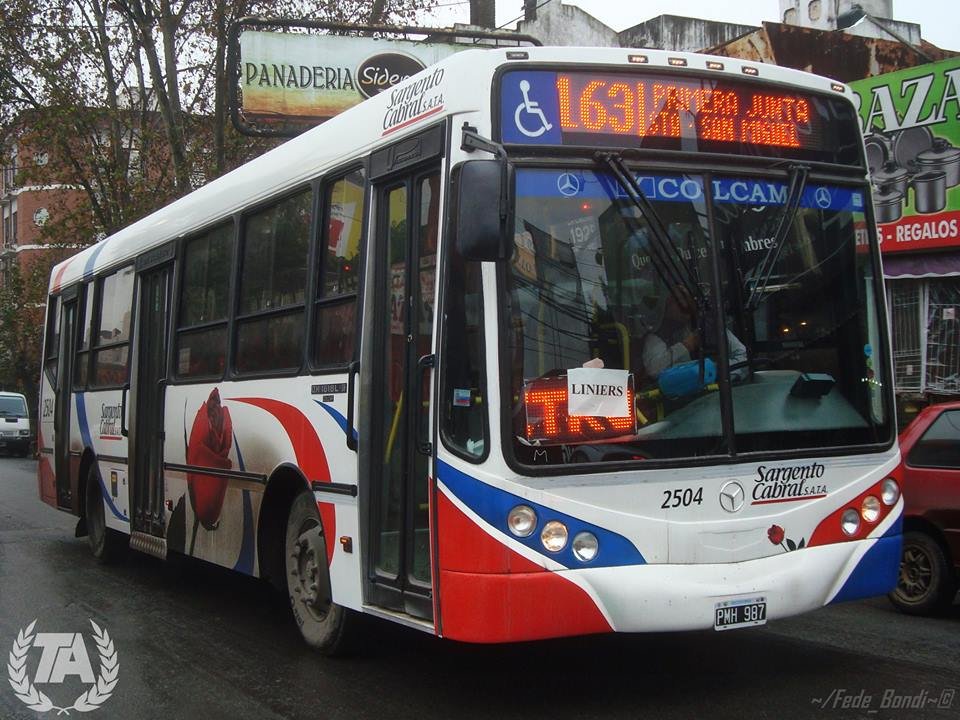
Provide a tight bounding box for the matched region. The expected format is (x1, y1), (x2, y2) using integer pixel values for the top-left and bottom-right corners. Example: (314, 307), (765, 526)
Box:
(38, 46), (903, 653)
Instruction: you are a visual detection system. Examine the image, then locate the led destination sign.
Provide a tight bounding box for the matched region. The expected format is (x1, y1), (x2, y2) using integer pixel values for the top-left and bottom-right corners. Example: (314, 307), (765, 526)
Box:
(499, 70), (861, 164)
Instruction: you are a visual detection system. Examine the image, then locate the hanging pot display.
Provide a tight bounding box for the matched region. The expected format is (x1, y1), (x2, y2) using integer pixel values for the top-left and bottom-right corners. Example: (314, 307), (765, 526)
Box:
(873, 189), (904, 223)
(915, 138), (960, 187)
(864, 133), (892, 175)
(873, 161), (909, 196)
(892, 126), (934, 173)
(912, 171), (947, 214)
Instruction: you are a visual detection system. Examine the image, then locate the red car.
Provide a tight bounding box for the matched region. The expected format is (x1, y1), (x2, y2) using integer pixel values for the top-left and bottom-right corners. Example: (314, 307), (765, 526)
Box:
(889, 401), (960, 614)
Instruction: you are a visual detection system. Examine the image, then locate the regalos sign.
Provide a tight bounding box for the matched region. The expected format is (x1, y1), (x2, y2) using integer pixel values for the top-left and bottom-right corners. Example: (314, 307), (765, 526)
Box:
(850, 58), (960, 254)
(239, 32), (463, 121)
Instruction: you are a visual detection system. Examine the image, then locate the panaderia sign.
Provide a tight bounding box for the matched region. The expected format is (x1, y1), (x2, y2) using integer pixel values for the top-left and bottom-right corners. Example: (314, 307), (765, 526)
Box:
(850, 58), (960, 254)
(239, 31), (463, 120)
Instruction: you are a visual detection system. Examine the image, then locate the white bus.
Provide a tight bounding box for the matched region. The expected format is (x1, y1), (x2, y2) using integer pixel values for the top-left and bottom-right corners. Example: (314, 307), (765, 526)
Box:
(38, 46), (903, 653)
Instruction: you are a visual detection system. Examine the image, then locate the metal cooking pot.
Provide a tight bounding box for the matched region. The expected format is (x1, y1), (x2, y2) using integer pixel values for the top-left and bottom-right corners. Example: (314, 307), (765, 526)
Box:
(873, 161), (909, 196)
(873, 189), (903, 224)
(864, 133), (892, 175)
(915, 138), (960, 187)
(892, 126), (934, 173)
(912, 171), (947, 214)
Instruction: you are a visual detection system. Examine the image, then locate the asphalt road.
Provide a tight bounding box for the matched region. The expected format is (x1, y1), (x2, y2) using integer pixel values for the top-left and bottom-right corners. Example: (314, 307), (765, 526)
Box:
(1, 454), (958, 720)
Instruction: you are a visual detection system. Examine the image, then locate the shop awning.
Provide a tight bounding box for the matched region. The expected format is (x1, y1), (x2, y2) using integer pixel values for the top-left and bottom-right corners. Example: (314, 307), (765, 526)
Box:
(882, 251), (960, 279)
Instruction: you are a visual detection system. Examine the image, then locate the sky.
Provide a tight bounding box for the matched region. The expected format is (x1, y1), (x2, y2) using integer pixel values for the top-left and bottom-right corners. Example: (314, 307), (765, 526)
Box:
(421, 1), (960, 53)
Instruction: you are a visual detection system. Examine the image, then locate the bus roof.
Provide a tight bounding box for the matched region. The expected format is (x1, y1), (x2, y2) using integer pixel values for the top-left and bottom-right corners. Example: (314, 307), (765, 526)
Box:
(49, 46), (852, 292)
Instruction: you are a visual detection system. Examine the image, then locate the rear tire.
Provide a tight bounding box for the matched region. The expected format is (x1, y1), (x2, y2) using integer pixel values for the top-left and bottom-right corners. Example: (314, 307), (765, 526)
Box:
(285, 491), (354, 655)
(888, 531), (956, 615)
(84, 464), (126, 563)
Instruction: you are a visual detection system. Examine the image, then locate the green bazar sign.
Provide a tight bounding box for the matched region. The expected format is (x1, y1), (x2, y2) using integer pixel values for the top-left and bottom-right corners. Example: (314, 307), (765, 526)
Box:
(850, 58), (960, 253)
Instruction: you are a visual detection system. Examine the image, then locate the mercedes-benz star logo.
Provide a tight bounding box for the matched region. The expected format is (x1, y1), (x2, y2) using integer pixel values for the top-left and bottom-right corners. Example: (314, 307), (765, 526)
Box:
(557, 172), (581, 197)
(815, 187), (832, 209)
(719, 481), (746, 513)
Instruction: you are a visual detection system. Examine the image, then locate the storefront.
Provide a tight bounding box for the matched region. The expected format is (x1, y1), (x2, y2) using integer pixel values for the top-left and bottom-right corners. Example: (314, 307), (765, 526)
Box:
(851, 58), (960, 425)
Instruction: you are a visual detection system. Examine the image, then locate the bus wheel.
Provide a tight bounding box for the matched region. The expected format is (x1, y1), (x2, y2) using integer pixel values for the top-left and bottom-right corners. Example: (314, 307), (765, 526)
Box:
(889, 531), (956, 615)
(285, 491), (352, 655)
(84, 465), (125, 563)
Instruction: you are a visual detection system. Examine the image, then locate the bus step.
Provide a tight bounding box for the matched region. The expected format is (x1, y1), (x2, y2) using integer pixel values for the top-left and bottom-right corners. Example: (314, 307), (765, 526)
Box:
(129, 531), (167, 560)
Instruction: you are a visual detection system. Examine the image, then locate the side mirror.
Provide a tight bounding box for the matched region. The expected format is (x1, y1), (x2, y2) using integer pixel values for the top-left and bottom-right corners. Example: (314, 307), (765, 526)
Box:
(453, 159), (513, 262)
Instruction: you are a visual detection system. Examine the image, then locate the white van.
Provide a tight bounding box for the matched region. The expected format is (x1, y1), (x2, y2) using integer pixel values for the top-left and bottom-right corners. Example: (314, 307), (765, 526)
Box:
(0, 391), (31, 457)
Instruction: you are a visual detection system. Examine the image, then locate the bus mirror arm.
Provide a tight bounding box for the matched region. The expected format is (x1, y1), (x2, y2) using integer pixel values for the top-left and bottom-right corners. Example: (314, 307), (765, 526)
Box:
(346, 361), (359, 451)
(120, 385), (129, 437)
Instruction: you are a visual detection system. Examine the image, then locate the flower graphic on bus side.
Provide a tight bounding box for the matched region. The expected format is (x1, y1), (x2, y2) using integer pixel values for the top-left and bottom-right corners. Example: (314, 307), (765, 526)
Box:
(186, 388), (233, 531)
(767, 524), (806, 552)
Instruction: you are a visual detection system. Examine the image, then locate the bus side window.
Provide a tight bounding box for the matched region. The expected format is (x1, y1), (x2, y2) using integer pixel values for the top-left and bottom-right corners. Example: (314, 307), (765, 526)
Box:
(235, 188), (312, 374)
(439, 244), (487, 460)
(175, 223), (234, 378)
(90, 266), (135, 388)
(44, 295), (61, 388)
(313, 169), (365, 366)
(74, 281), (94, 388)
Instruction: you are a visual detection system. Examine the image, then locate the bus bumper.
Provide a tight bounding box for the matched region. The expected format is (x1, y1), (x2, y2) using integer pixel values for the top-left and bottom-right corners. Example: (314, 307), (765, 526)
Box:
(438, 534), (901, 643)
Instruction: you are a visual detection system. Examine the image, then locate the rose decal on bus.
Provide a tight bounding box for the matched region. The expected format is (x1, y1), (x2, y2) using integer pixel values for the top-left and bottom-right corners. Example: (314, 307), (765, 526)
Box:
(186, 388), (233, 532)
(768, 524), (806, 552)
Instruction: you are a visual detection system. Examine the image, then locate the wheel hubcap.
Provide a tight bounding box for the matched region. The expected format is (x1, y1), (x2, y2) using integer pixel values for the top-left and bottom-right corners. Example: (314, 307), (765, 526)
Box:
(897, 545), (933, 601)
(289, 521), (331, 620)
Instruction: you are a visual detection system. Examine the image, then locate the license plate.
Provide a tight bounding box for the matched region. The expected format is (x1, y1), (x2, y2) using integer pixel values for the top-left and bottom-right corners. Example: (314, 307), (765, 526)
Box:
(714, 597), (767, 631)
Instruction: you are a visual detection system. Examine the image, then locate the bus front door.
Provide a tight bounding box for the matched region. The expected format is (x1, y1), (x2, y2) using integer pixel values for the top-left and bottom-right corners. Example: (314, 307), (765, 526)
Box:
(368, 156), (442, 621)
(54, 289), (78, 509)
(130, 259), (173, 550)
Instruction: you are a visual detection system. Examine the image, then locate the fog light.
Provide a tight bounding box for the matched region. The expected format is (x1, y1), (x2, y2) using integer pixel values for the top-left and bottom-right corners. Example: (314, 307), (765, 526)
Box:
(881, 478), (900, 506)
(507, 505), (537, 538)
(541, 521), (568, 552)
(572, 532), (598, 562)
(861, 495), (881, 523)
(841, 508), (860, 537)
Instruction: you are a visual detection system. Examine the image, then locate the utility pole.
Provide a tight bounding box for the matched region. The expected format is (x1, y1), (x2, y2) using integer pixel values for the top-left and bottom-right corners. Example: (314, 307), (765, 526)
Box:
(470, 0), (496, 28)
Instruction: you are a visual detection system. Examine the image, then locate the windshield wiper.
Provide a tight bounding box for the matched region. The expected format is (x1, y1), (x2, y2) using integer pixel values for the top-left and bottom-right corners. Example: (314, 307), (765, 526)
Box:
(745, 164), (810, 311)
(594, 151), (707, 310)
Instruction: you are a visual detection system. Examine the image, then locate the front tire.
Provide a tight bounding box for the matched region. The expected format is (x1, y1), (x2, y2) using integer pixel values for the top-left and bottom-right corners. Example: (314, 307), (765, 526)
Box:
(889, 531), (956, 615)
(285, 491), (353, 655)
(84, 464), (126, 562)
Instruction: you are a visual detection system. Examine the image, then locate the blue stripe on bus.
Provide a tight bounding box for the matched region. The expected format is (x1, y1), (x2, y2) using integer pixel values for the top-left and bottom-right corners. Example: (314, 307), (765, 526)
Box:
(314, 401), (358, 444)
(437, 459), (646, 569)
(75, 393), (129, 522)
(81, 242), (108, 282)
(828, 533), (901, 605)
(515, 168), (864, 212)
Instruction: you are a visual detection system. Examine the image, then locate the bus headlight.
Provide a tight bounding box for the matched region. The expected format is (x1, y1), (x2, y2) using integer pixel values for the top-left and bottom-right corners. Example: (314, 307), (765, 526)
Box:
(541, 521), (568, 552)
(881, 478), (900, 506)
(861, 495), (881, 523)
(572, 532), (598, 562)
(507, 505), (537, 538)
(841, 508), (860, 537)
(18, 429), (29, 436)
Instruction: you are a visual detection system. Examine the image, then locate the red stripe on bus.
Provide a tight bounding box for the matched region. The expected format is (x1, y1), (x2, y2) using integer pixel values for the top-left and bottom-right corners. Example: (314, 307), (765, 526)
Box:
(751, 494), (828, 505)
(381, 105), (445, 136)
(436, 491), (611, 643)
(230, 397), (336, 566)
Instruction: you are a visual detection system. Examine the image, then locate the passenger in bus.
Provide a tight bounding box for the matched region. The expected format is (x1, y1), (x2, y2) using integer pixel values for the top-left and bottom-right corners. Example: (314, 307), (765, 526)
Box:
(639, 284), (748, 385)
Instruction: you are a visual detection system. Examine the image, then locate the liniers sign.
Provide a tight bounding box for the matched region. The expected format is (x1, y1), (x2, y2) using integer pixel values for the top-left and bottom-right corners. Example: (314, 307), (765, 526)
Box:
(240, 31), (463, 121)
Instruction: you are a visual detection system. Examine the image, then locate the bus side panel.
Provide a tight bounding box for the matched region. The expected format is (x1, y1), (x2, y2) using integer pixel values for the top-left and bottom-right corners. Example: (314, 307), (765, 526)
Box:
(37, 371), (57, 507)
(75, 389), (131, 532)
(162, 378), (363, 610)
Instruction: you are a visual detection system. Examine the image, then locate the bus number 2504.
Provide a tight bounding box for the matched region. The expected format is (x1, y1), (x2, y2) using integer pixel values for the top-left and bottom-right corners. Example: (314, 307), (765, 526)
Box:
(661, 487), (704, 509)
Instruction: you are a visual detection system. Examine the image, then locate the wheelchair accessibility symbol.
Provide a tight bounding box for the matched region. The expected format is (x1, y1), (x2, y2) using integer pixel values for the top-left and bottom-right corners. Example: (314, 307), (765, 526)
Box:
(514, 80), (553, 138)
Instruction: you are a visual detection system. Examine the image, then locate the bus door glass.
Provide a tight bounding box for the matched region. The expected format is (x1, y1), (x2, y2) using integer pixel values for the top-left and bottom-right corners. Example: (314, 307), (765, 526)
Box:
(54, 290), (78, 508)
(371, 166), (441, 618)
(132, 261), (173, 537)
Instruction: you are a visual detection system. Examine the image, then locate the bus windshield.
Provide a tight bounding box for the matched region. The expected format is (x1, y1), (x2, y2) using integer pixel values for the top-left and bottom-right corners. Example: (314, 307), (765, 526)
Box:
(506, 166), (891, 466)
